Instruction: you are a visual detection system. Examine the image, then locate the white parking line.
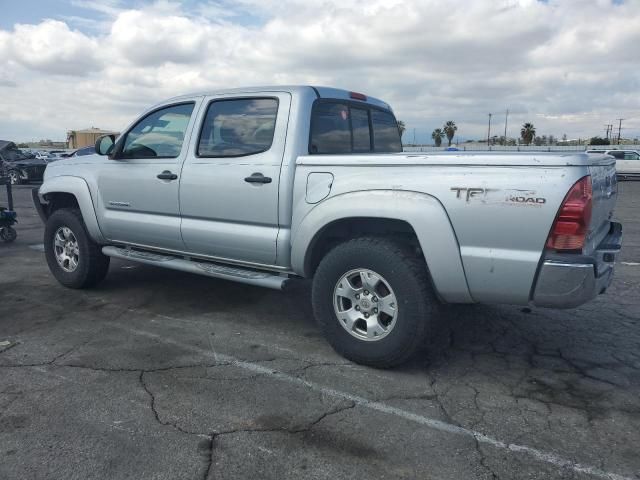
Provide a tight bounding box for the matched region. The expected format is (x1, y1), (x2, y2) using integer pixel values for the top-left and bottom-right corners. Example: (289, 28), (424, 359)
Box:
(115, 324), (633, 480)
(28, 244), (44, 252)
(620, 262), (639, 266)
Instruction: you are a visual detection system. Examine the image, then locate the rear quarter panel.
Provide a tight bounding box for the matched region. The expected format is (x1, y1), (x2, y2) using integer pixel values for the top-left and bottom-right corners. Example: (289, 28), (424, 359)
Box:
(292, 158), (586, 305)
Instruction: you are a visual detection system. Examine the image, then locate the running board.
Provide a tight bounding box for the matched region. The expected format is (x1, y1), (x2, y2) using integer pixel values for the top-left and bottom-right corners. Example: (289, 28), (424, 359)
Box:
(102, 246), (289, 290)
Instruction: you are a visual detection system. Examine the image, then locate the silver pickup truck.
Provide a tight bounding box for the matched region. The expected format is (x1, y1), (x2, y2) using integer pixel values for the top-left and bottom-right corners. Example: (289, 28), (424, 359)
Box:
(33, 86), (622, 367)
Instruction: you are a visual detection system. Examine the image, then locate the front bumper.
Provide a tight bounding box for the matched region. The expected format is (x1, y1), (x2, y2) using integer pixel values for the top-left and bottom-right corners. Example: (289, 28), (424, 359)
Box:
(532, 222), (622, 308)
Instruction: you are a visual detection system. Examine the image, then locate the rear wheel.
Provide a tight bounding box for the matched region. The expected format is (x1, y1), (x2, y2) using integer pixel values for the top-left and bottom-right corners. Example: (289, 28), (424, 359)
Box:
(44, 208), (110, 288)
(312, 237), (437, 368)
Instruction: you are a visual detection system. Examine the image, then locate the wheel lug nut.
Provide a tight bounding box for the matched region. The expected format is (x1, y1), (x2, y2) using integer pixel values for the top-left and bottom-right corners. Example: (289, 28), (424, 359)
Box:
(372, 296), (378, 302)
(364, 290), (369, 295)
(373, 308), (378, 313)
(355, 294), (360, 299)
(355, 306), (360, 311)
(364, 313), (369, 318)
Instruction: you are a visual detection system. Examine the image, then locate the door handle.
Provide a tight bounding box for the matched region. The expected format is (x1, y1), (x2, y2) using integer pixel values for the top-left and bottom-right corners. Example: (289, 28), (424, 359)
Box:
(244, 173), (272, 184)
(157, 170), (178, 180)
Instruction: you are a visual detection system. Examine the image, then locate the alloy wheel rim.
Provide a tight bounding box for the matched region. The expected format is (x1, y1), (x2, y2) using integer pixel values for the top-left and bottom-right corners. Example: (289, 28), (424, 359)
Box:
(53, 226), (80, 272)
(333, 268), (398, 342)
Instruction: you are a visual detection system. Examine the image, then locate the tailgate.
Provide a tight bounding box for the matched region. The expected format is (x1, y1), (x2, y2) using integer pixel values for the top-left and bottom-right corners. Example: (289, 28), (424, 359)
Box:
(586, 160), (618, 254)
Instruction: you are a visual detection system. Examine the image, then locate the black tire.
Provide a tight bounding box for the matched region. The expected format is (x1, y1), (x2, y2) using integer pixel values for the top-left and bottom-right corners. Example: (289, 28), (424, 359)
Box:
(44, 208), (110, 288)
(0, 226), (17, 243)
(7, 170), (21, 185)
(312, 237), (438, 368)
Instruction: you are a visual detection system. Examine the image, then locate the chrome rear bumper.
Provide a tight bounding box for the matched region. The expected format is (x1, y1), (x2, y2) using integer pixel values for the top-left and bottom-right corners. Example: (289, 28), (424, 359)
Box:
(533, 222), (622, 309)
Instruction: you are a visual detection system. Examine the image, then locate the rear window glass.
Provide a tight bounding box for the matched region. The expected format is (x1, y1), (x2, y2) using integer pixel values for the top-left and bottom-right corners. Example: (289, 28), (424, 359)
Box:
(309, 101), (401, 154)
(608, 151), (625, 159)
(309, 103), (351, 154)
(351, 107), (371, 152)
(371, 109), (402, 152)
(198, 98), (278, 157)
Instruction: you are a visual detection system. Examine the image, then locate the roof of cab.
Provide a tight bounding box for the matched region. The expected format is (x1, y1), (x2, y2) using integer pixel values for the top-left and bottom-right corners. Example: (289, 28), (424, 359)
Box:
(164, 85), (391, 111)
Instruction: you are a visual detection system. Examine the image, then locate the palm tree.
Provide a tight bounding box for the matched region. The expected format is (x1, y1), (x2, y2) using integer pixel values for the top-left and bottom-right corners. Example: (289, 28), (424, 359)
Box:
(443, 121), (457, 147)
(520, 123), (536, 145)
(431, 128), (444, 147)
(397, 120), (406, 138)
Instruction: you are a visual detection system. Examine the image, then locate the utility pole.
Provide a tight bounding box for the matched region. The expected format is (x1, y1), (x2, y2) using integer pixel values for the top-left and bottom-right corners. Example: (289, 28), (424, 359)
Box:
(616, 119), (623, 145)
(604, 124), (611, 141)
(487, 113), (492, 147)
(413, 128), (416, 145)
(503, 109), (509, 144)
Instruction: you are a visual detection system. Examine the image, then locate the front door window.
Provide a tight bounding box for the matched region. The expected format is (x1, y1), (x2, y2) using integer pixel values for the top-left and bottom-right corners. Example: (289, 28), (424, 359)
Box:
(121, 103), (194, 159)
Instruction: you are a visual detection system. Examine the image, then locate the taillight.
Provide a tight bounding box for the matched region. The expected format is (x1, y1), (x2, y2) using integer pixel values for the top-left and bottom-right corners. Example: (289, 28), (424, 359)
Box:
(349, 91), (367, 101)
(546, 176), (592, 251)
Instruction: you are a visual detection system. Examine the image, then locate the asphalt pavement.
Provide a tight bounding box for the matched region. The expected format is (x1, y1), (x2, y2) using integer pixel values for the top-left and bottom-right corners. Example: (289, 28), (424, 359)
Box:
(1, 181), (639, 480)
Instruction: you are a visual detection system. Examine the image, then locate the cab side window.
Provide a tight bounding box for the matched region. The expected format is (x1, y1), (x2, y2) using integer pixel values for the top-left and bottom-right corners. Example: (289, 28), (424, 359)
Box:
(197, 98), (279, 157)
(623, 152), (640, 160)
(121, 103), (194, 159)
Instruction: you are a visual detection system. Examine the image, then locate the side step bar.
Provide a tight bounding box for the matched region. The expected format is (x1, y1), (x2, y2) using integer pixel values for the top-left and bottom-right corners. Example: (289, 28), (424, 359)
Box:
(102, 246), (289, 290)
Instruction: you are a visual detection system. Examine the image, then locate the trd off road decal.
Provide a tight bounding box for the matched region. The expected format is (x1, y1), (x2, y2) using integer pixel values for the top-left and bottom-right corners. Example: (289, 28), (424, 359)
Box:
(451, 187), (546, 206)
(504, 190), (546, 206)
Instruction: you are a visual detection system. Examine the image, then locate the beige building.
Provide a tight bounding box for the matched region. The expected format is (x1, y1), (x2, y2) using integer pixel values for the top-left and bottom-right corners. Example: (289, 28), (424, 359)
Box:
(67, 128), (119, 149)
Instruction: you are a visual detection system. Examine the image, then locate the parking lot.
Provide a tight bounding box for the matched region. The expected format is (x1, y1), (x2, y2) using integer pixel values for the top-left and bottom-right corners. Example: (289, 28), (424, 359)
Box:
(1, 182), (639, 480)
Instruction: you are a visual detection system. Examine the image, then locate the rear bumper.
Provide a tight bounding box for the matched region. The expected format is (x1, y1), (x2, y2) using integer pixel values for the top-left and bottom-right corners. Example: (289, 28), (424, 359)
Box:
(532, 222), (622, 308)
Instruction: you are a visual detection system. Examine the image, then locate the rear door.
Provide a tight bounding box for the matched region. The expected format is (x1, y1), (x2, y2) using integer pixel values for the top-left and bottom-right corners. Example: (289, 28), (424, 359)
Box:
(179, 92), (291, 265)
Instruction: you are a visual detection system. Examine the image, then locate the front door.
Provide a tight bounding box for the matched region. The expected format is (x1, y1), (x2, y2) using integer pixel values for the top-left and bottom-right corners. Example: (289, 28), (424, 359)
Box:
(95, 101), (200, 251)
(179, 92), (291, 265)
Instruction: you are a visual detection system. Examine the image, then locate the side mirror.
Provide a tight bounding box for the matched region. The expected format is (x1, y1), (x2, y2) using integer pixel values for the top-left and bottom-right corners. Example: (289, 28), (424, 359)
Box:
(95, 135), (115, 156)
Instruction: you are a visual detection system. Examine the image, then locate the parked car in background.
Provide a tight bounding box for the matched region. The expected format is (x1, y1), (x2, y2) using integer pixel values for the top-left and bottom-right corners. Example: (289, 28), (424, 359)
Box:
(70, 146), (98, 157)
(0, 141), (48, 185)
(587, 149), (640, 180)
(38, 152), (63, 162)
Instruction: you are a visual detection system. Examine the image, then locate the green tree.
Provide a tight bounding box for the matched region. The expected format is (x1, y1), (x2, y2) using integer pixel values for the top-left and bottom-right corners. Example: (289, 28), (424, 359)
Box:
(520, 123), (536, 145)
(431, 128), (444, 147)
(443, 120), (457, 147)
(589, 136), (610, 146)
(397, 120), (406, 139)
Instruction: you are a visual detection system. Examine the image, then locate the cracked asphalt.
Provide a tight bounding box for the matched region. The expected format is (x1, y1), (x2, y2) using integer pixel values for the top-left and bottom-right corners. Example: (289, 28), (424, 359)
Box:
(1, 181), (639, 480)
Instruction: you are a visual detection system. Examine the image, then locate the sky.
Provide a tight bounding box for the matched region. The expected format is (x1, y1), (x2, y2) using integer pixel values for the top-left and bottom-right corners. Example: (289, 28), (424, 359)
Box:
(0, 0), (639, 144)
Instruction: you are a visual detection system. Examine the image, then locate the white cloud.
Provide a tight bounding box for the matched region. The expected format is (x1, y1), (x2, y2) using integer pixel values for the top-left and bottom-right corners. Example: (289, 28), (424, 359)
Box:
(0, 0), (638, 142)
(0, 20), (101, 76)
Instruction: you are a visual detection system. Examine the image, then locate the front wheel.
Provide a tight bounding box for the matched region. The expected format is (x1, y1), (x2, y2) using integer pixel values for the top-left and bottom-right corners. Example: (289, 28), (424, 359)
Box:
(0, 226), (17, 243)
(7, 170), (21, 185)
(44, 208), (110, 288)
(312, 237), (438, 368)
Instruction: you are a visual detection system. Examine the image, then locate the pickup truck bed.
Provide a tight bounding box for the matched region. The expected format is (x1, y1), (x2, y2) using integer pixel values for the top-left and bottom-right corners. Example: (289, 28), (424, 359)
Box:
(293, 151), (619, 306)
